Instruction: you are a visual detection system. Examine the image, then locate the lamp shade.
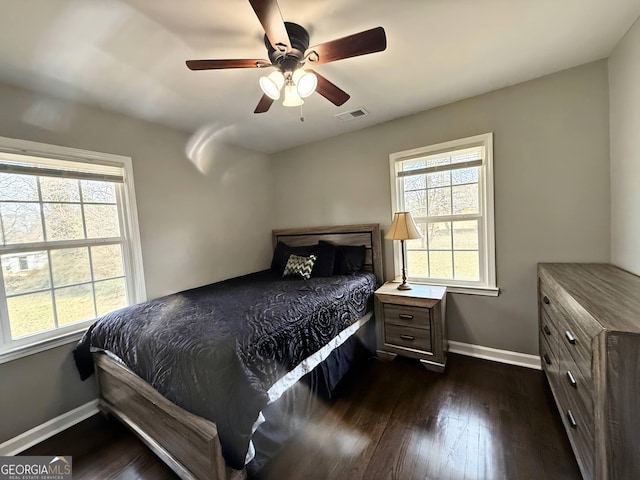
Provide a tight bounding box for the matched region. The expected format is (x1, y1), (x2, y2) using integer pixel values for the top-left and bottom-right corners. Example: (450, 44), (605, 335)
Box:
(282, 84), (304, 107)
(385, 212), (422, 240)
(259, 71), (285, 100)
(293, 69), (317, 98)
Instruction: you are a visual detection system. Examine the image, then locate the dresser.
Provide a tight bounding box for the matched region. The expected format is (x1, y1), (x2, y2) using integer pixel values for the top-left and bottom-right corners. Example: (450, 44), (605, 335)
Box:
(374, 282), (447, 372)
(538, 263), (640, 480)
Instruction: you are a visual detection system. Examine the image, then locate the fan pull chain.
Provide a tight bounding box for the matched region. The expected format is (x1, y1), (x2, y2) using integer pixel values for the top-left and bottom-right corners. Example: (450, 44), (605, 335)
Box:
(300, 104), (304, 122)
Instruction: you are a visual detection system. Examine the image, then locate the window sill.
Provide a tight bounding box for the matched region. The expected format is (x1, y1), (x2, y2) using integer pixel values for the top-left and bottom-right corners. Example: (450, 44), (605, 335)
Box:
(444, 285), (500, 296)
(402, 278), (500, 297)
(0, 329), (87, 365)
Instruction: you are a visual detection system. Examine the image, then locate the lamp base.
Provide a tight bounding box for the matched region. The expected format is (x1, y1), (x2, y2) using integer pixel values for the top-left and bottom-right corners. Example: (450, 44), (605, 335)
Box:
(397, 282), (412, 290)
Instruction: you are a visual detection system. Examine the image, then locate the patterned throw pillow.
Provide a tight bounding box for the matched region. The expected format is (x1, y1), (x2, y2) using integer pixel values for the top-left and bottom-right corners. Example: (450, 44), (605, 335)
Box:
(283, 254), (317, 280)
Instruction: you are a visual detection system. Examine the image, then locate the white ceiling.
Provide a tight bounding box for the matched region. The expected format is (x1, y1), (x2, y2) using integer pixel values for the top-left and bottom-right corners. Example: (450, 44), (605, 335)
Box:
(0, 0), (639, 153)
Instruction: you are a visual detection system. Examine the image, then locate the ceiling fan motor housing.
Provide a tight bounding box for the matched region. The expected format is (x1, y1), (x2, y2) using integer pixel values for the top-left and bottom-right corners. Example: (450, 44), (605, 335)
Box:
(265, 22), (310, 72)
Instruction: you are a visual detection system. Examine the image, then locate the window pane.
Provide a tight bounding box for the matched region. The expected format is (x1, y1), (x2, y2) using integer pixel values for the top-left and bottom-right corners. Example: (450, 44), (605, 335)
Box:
(450, 147), (482, 165)
(40, 177), (80, 202)
(452, 184), (479, 214)
(8, 291), (55, 339)
(453, 221), (479, 249)
(423, 155), (451, 169)
(403, 174), (425, 191)
(1, 251), (50, 295)
(407, 250), (428, 277)
(81, 180), (116, 203)
(43, 203), (84, 241)
(402, 160), (427, 171)
(95, 278), (127, 315)
(405, 190), (427, 217)
(85, 204), (120, 238)
(50, 248), (90, 286)
(0, 173), (38, 201)
(406, 222), (427, 249)
(427, 187), (451, 216)
(452, 167), (479, 186)
(91, 244), (124, 279)
(454, 251), (480, 281)
(55, 284), (95, 326)
(0, 202), (44, 244)
(427, 171), (451, 188)
(429, 251), (453, 279)
(428, 222), (452, 249)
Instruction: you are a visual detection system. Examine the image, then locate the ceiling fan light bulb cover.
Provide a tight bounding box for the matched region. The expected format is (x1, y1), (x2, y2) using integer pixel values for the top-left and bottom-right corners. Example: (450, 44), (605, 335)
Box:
(259, 71), (285, 100)
(283, 84), (304, 107)
(294, 70), (317, 98)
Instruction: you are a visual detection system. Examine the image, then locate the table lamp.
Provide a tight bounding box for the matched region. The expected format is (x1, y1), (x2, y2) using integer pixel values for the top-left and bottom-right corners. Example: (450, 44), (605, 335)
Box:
(385, 211), (422, 290)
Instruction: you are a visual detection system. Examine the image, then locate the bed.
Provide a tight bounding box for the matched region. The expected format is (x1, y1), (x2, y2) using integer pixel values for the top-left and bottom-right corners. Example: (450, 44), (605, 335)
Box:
(73, 224), (383, 480)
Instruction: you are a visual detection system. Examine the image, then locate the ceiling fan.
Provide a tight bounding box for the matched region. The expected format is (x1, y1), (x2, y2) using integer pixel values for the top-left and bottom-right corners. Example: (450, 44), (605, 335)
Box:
(185, 0), (387, 114)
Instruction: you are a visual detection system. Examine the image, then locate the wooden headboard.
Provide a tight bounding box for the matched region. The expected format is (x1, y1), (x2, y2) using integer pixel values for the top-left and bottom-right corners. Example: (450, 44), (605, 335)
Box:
(272, 223), (383, 285)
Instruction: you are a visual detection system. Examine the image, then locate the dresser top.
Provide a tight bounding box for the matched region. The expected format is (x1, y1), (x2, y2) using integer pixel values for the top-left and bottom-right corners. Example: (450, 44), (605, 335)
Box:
(539, 263), (640, 333)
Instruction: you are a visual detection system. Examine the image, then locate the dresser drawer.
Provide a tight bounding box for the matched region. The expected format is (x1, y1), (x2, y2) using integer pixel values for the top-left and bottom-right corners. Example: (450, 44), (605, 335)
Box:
(557, 338), (594, 423)
(539, 328), (558, 377)
(540, 309), (560, 351)
(556, 374), (595, 480)
(384, 324), (432, 352)
(540, 279), (600, 383)
(383, 304), (430, 329)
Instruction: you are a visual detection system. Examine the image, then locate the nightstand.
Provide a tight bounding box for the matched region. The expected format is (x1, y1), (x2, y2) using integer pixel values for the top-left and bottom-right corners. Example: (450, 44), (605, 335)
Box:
(374, 282), (447, 372)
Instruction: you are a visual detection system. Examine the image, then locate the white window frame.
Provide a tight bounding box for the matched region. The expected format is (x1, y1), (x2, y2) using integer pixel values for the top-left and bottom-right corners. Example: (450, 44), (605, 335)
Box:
(0, 136), (146, 363)
(389, 133), (498, 296)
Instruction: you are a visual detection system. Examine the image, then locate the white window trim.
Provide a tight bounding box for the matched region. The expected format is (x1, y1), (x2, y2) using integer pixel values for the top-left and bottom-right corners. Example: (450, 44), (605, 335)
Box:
(0, 136), (146, 363)
(389, 133), (498, 296)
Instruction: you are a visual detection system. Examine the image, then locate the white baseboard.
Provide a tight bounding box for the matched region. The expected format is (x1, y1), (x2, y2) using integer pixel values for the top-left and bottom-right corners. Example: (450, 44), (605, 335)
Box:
(448, 340), (541, 370)
(0, 399), (99, 456)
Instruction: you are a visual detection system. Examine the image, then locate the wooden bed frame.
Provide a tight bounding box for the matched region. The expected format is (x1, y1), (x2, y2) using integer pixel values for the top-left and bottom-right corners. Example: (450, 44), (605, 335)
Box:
(93, 223), (383, 480)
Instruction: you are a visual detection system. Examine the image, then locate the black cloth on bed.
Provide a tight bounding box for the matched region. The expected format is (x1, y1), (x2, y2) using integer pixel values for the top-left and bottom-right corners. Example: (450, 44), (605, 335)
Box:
(73, 269), (377, 470)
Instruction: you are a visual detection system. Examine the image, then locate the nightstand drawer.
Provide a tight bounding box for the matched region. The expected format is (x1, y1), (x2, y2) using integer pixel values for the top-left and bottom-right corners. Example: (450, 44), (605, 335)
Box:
(385, 324), (432, 351)
(383, 304), (430, 329)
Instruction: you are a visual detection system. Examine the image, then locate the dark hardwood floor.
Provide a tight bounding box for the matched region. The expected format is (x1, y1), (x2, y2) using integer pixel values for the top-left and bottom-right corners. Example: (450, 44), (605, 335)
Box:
(23, 354), (581, 480)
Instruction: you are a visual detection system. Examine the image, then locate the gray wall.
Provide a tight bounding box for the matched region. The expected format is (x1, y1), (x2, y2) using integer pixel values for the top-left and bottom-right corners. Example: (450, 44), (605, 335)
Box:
(272, 60), (611, 356)
(0, 81), (274, 443)
(610, 18), (640, 276)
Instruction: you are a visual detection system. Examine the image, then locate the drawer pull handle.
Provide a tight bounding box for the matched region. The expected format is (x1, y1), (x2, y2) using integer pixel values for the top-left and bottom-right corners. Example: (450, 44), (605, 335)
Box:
(543, 325), (551, 336)
(400, 334), (415, 341)
(543, 353), (551, 365)
(543, 296), (550, 305)
(566, 409), (577, 428)
(565, 330), (576, 344)
(398, 314), (414, 320)
(567, 370), (577, 387)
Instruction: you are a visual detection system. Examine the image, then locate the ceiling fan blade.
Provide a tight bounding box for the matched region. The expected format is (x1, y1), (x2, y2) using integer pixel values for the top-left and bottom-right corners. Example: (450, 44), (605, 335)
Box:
(254, 94), (274, 113)
(248, 0), (291, 51)
(308, 70), (350, 106)
(186, 59), (271, 70)
(305, 27), (386, 65)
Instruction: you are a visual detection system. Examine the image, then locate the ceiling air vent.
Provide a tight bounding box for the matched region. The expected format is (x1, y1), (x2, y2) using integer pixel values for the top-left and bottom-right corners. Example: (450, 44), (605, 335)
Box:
(334, 108), (369, 122)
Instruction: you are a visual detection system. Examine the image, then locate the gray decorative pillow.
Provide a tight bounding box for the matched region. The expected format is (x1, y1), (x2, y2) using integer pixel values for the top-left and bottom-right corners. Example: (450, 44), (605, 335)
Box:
(283, 254), (317, 280)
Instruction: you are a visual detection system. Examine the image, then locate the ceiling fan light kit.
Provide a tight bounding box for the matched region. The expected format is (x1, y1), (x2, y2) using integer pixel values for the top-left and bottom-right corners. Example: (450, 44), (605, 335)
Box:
(259, 69), (317, 103)
(185, 0), (387, 115)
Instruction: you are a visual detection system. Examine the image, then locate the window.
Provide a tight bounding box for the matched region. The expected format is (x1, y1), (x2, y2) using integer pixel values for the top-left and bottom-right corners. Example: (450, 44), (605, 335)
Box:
(0, 136), (145, 360)
(389, 133), (497, 295)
